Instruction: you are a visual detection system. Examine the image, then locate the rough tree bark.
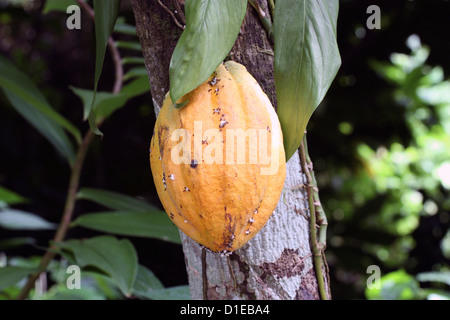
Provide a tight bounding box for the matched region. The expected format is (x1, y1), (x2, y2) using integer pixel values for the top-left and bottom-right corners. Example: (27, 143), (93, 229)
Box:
(130, 0), (330, 300)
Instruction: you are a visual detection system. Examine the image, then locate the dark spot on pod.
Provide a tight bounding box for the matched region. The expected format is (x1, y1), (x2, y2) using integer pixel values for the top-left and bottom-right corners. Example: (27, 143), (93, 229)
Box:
(190, 159), (198, 168)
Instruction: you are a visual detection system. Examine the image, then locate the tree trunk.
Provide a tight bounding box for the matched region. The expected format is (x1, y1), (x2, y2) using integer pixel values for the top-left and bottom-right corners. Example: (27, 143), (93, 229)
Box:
(131, 0), (330, 300)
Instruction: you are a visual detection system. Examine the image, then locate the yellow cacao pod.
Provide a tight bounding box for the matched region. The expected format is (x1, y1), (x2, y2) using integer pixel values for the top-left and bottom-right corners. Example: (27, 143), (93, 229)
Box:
(150, 61), (286, 253)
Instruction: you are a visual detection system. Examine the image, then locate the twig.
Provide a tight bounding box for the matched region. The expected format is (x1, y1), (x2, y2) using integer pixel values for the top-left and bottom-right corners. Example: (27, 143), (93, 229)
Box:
(157, 0), (185, 30)
(268, 0), (275, 18)
(172, 0), (186, 25)
(16, 0), (124, 300)
(248, 0), (273, 42)
(299, 133), (329, 300)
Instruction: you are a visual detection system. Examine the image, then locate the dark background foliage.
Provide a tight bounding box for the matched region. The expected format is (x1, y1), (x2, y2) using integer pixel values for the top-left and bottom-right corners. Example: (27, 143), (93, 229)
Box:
(1, 0), (449, 299)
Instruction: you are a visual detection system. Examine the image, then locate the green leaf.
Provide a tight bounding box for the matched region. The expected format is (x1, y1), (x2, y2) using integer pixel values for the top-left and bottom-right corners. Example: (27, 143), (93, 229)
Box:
(75, 189), (179, 243)
(144, 285), (191, 300)
(89, 0), (121, 136)
(57, 236), (138, 296)
(274, 0), (341, 160)
(132, 265), (164, 299)
(37, 283), (106, 300)
(121, 75), (150, 97)
(0, 55), (80, 163)
(0, 209), (56, 230)
(3, 90), (76, 164)
(72, 211), (181, 244)
(116, 41), (142, 52)
(113, 23), (137, 36)
(70, 87), (129, 122)
(169, 0), (247, 104)
(0, 266), (38, 291)
(71, 77), (149, 123)
(76, 188), (154, 212)
(42, 0), (77, 14)
(0, 186), (28, 205)
(122, 56), (146, 65)
(124, 67), (148, 81)
(0, 238), (36, 250)
(365, 269), (420, 300)
(0, 56), (81, 144)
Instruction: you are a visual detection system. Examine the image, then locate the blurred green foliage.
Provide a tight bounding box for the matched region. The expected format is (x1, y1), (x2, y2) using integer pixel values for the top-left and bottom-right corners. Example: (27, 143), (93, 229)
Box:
(321, 35), (450, 299)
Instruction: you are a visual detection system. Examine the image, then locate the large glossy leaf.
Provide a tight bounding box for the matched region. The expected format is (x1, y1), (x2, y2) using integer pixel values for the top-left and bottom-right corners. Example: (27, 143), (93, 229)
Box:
(274, 0), (341, 160)
(0, 209), (56, 230)
(72, 211), (181, 244)
(169, 0), (247, 106)
(88, 0), (121, 136)
(57, 236), (138, 296)
(0, 266), (38, 291)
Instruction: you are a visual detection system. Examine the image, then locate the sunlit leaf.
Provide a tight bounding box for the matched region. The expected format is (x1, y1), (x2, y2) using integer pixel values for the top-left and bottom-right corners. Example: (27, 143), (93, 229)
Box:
(365, 269), (420, 300)
(274, 0), (341, 160)
(169, 0), (247, 106)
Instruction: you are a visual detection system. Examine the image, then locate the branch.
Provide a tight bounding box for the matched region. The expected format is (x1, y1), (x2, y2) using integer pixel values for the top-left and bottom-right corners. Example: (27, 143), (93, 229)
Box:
(16, 0), (124, 300)
(172, 0), (186, 25)
(158, 0), (185, 30)
(299, 133), (329, 300)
